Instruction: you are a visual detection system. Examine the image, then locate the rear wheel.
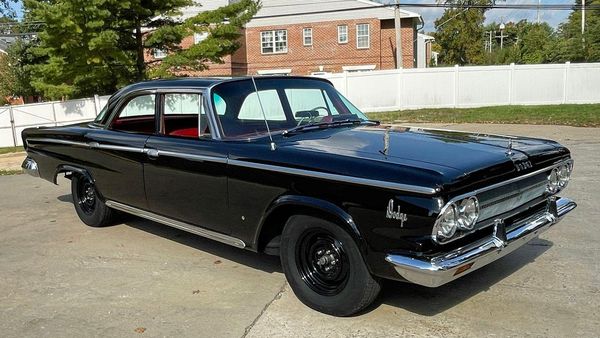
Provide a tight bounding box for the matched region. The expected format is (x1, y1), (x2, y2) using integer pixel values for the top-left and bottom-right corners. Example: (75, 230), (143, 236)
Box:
(280, 215), (381, 316)
(71, 174), (117, 227)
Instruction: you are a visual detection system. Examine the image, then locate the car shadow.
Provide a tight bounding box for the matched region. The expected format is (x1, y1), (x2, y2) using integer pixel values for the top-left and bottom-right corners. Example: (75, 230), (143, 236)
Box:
(123, 217), (282, 275)
(368, 238), (553, 316)
(55, 192), (552, 315)
(57, 194), (73, 203)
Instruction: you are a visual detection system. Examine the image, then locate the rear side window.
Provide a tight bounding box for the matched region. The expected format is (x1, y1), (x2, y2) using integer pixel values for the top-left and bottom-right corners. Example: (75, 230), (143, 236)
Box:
(119, 95), (155, 117)
(111, 94), (156, 134)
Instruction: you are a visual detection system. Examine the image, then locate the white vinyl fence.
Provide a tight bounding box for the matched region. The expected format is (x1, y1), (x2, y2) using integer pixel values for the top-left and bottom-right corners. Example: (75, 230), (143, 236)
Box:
(0, 95), (110, 147)
(2, 62), (599, 147)
(317, 62), (600, 112)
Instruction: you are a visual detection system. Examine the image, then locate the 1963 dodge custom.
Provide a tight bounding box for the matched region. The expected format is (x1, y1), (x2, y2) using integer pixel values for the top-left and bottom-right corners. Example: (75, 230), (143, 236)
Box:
(21, 77), (576, 316)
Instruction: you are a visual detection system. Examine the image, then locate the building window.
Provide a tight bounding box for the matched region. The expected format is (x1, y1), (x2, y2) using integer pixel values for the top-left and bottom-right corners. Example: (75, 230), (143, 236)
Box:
(261, 30), (288, 54)
(356, 23), (370, 49)
(303, 28), (313, 46)
(338, 25), (348, 44)
(194, 32), (209, 44)
(153, 49), (167, 59)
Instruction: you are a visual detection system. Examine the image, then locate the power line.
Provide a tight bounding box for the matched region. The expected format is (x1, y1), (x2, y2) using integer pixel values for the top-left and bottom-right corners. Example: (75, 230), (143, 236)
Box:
(253, 3), (600, 20)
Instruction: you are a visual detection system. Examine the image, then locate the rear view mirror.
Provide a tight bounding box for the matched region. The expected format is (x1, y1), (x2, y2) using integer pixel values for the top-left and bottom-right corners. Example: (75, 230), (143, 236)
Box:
(295, 110), (319, 118)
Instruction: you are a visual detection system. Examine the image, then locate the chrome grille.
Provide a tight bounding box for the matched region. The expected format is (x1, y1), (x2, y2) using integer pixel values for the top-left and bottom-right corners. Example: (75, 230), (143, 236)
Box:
(477, 172), (547, 222)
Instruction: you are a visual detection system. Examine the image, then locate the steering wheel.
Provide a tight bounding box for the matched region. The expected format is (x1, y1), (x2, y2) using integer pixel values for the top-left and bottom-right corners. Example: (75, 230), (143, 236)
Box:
(311, 106), (331, 116)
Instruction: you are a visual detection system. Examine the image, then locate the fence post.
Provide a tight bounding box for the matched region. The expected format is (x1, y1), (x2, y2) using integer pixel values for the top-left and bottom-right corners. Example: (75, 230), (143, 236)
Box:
(453, 65), (459, 108)
(51, 102), (58, 127)
(562, 62), (570, 104)
(8, 105), (17, 147)
(93, 94), (101, 116)
(508, 63), (515, 105)
(342, 71), (349, 96)
(397, 68), (404, 111)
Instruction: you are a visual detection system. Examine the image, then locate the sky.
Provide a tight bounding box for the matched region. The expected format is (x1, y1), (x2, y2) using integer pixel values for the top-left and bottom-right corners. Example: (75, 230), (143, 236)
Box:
(8, 0), (574, 32)
(384, 0), (574, 32)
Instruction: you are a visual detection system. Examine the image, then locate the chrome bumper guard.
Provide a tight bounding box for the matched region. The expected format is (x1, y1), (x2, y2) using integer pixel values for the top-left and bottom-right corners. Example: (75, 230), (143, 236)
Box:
(21, 157), (39, 177)
(385, 197), (577, 288)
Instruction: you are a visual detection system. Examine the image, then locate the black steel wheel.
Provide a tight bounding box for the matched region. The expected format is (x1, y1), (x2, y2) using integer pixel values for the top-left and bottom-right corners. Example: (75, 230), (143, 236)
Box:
(280, 215), (381, 316)
(295, 229), (350, 296)
(71, 174), (117, 227)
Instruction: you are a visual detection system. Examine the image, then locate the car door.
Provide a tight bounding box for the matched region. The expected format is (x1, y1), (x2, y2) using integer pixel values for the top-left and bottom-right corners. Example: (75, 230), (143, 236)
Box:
(143, 91), (230, 232)
(84, 92), (157, 210)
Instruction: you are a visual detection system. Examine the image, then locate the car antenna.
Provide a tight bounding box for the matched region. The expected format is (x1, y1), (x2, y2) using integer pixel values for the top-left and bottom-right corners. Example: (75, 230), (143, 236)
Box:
(251, 76), (276, 151)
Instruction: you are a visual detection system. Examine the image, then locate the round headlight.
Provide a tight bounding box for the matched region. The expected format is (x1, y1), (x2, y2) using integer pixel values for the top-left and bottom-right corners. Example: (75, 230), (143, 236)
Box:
(557, 164), (570, 188)
(436, 204), (458, 238)
(547, 167), (560, 193)
(457, 197), (479, 230)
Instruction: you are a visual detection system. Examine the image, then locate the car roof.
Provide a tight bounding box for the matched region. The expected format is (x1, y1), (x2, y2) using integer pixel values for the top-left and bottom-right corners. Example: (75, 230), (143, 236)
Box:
(117, 76), (332, 95)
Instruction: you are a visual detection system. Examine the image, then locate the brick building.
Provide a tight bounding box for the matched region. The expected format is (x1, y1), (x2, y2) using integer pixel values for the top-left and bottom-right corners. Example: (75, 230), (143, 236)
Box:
(148, 0), (424, 76)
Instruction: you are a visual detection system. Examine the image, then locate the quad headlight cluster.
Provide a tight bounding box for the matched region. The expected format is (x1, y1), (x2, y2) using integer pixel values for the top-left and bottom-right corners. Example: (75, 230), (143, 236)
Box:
(433, 196), (480, 242)
(546, 162), (573, 194)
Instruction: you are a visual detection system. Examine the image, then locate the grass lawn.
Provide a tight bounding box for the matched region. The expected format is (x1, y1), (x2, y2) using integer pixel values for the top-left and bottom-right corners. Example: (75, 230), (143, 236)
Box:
(367, 104), (600, 127)
(0, 146), (24, 155)
(0, 169), (22, 176)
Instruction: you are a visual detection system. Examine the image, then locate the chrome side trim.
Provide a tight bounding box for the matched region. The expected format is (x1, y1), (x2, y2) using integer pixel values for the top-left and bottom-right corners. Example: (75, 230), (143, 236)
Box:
(92, 143), (145, 153)
(27, 138), (90, 148)
(386, 196), (576, 288)
(155, 150), (228, 164)
(227, 159), (438, 195)
(27, 138), (146, 154)
(105, 200), (246, 249)
(21, 157), (39, 177)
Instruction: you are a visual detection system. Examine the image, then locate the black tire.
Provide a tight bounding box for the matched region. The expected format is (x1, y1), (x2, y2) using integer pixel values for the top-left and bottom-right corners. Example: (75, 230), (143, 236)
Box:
(280, 215), (381, 316)
(71, 174), (117, 227)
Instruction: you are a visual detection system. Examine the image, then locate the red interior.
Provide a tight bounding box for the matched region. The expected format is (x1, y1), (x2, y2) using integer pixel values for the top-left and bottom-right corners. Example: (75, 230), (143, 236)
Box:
(111, 115), (207, 139)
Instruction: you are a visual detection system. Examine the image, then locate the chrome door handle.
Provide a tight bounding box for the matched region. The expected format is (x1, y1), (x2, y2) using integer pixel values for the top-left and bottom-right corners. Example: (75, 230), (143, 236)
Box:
(145, 148), (159, 158)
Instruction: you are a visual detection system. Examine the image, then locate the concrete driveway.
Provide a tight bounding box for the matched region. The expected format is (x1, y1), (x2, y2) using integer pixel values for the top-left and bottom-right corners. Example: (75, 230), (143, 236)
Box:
(1, 124), (598, 337)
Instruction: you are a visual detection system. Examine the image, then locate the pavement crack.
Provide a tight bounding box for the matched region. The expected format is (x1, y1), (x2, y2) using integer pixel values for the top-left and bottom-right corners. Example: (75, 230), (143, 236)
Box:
(241, 281), (287, 338)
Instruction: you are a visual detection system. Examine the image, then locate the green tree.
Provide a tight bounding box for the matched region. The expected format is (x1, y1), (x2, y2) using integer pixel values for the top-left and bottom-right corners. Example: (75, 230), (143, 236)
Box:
(434, 0), (492, 65)
(550, 0), (600, 62)
(483, 20), (555, 65)
(145, 0), (259, 78)
(25, 0), (259, 99)
(0, 39), (40, 102)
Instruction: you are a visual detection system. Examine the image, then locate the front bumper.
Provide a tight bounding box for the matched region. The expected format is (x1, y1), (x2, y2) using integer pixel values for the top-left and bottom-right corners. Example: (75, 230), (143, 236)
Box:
(385, 196), (576, 287)
(21, 157), (39, 177)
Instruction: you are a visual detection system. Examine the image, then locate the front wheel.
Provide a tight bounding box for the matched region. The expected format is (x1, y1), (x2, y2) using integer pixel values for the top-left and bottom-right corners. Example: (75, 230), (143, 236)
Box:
(280, 215), (381, 316)
(71, 174), (117, 227)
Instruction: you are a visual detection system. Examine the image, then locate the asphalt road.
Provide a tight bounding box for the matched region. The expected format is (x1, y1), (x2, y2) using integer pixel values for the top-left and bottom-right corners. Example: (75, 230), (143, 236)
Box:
(1, 124), (598, 337)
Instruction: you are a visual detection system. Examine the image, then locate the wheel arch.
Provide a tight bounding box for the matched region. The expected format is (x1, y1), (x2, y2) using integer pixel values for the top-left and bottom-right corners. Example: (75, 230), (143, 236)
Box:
(53, 164), (94, 184)
(254, 195), (366, 255)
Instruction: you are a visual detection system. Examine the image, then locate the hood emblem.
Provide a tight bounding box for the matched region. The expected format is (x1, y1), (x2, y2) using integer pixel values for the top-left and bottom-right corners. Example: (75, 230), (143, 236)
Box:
(506, 139), (514, 156)
(386, 199), (408, 226)
(380, 127), (391, 156)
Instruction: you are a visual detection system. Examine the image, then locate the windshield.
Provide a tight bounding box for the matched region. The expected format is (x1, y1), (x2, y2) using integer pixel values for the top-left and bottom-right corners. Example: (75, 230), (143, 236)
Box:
(210, 77), (369, 139)
(93, 104), (109, 124)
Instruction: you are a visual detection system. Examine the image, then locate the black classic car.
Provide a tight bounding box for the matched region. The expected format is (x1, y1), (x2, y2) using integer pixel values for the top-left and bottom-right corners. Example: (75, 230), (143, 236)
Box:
(21, 76), (576, 316)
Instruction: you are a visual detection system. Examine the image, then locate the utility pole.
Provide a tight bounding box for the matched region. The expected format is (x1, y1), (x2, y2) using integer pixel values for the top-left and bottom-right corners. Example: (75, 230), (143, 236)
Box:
(394, 0), (403, 69)
(485, 31), (493, 53)
(582, 0), (586, 34)
(537, 0), (541, 24)
(499, 23), (505, 49)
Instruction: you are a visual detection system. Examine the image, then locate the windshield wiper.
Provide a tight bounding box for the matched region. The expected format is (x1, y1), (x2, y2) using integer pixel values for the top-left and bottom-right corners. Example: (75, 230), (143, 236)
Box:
(282, 119), (378, 136)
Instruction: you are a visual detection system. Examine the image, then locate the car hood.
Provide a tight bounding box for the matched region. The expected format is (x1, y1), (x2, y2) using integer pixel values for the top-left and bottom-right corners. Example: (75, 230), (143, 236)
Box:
(280, 125), (569, 192)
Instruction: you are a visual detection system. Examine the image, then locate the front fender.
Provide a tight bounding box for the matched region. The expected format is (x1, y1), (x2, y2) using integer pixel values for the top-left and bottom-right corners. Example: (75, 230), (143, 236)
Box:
(254, 194), (366, 254)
